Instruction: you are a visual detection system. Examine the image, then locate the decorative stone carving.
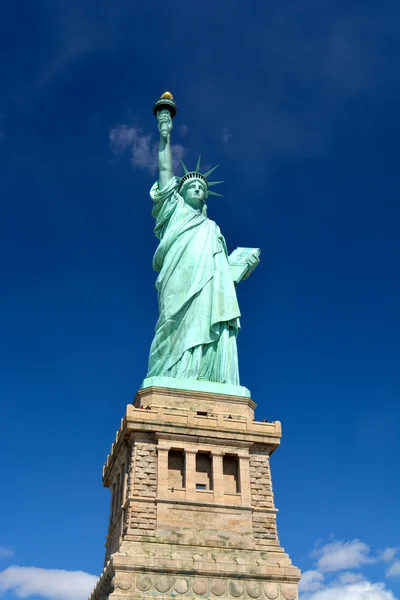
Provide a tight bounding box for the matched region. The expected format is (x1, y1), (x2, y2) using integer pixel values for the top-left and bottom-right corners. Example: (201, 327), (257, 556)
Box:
(174, 578), (189, 594)
(229, 580), (244, 597)
(155, 576), (171, 593)
(115, 574), (132, 591)
(211, 579), (226, 596)
(281, 583), (297, 600)
(192, 578), (208, 595)
(136, 574), (152, 592)
(264, 582), (279, 599)
(247, 581), (262, 598)
(193, 553), (203, 561)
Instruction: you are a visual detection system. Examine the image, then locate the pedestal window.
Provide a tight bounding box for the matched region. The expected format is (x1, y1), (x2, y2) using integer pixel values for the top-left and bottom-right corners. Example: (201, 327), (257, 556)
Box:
(223, 455), (239, 493)
(195, 452), (213, 491)
(168, 449), (185, 489)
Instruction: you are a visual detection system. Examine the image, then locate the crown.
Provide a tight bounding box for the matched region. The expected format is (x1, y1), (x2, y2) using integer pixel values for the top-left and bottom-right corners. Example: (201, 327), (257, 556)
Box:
(177, 156), (224, 197)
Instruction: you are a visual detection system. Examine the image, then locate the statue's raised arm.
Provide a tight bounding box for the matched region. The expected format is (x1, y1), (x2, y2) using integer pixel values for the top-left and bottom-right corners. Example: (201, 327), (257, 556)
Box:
(157, 111), (173, 190)
(153, 92), (177, 191)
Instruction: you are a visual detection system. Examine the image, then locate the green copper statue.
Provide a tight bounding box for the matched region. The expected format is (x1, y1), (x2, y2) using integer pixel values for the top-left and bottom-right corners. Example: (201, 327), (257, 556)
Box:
(146, 93), (260, 388)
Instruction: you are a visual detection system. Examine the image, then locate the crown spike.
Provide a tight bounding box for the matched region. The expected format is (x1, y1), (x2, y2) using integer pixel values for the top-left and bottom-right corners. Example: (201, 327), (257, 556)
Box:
(207, 180), (224, 187)
(195, 154), (202, 173)
(203, 165), (219, 178)
(208, 190), (224, 197)
(180, 159), (189, 175)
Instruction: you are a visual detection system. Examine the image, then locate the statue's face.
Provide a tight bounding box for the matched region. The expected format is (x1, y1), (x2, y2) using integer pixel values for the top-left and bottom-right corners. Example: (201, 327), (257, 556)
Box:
(182, 180), (207, 210)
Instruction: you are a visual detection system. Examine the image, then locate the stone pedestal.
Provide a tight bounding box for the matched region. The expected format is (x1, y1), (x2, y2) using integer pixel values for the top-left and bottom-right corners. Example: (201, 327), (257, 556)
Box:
(89, 386), (300, 600)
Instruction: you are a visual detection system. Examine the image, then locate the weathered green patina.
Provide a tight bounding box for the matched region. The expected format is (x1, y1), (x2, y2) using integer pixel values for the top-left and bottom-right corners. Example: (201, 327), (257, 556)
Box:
(144, 94), (259, 392)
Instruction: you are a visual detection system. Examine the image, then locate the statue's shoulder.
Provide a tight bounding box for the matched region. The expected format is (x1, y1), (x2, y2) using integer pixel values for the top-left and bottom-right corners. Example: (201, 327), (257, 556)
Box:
(151, 177), (179, 202)
(207, 216), (220, 230)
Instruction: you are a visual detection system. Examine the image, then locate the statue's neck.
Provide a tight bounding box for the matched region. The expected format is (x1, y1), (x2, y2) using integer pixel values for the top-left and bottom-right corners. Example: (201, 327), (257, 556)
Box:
(185, 198), (205, 212)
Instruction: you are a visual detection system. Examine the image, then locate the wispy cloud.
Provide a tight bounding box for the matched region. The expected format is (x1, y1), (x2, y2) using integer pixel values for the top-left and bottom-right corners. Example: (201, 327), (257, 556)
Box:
(300, 539), (398, 599)
(0, 566), (98, 600)
(110, 125), (185, 175)
(300, 569), (366, 594)
(222, 127), (231, 145)
(178, 124), (189, 136)
(301, 577), (397, 600)
(15, 3), (122, 105)
(300, 570), (325, 592)
(379, 548), (397, 563)
(337, 572), (365, 585)
(299, 539), (400, 600)
(170, 2), (400, 179)
(312, 539), (376, 572)
(386, 561), (400, 578)
(0, 547), (14, 559)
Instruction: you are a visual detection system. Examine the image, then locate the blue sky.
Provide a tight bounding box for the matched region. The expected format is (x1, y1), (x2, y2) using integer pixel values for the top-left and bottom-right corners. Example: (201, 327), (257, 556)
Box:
(0, 0), (399, 598)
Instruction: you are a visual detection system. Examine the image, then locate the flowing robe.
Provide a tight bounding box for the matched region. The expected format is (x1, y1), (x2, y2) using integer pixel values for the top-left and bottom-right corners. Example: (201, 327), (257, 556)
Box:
(146, 177), (241, 385)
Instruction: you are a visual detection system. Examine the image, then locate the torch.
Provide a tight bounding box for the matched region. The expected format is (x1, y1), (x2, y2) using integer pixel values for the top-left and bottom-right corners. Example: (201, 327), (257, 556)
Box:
(153, 91), (178, 137)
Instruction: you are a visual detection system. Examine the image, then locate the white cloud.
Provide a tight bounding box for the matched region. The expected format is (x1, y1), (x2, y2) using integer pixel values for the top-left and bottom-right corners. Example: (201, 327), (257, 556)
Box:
(301, 579), (397, 600)
(222, 127), (231, 144)
(109, 125), (185, 175)
(299, 570), (325, 592)
(379, 549), (397, 563)
(386, 561), (400, 577)
(337, 572), (365, 585)
(110, 125), (157, 173)
(313, 539), (376, 573)
(0, 547), (14, 559)
(300, 539), (399, 600)
(0, 566), (98, 600)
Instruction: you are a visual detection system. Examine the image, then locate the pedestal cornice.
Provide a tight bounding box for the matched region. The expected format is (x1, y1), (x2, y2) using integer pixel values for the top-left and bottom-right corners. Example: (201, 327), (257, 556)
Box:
(104, 396), (281, 483)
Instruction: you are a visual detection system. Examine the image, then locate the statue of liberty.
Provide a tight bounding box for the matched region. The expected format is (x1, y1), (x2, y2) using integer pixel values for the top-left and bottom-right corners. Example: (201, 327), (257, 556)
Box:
(146, 93), (260, 387)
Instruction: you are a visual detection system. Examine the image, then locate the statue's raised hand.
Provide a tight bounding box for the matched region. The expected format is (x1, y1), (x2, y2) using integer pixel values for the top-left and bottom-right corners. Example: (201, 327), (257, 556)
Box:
(157, 110), (172, 141)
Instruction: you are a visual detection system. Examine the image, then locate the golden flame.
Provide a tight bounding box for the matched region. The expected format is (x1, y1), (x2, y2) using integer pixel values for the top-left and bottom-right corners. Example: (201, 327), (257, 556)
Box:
(161, 91), (173, 99)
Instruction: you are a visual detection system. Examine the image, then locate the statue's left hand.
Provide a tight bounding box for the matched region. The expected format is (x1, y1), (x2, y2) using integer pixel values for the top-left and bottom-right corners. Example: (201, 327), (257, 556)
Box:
(242, 254), (260, 280)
